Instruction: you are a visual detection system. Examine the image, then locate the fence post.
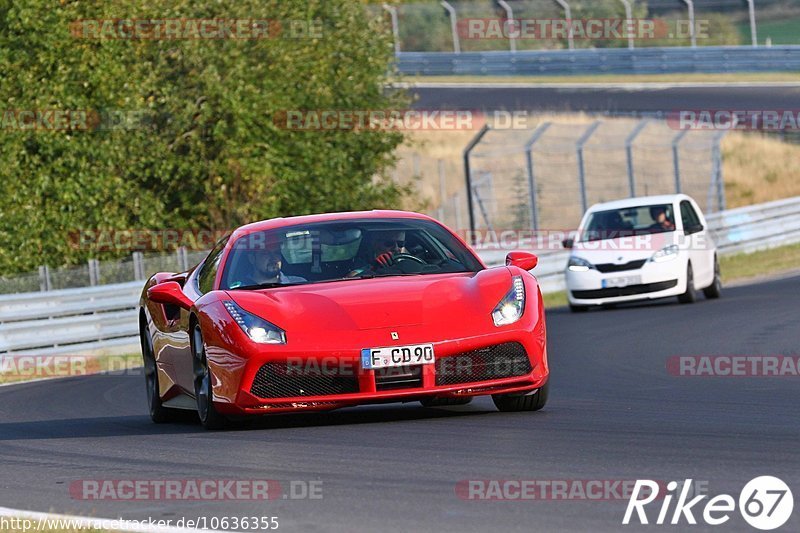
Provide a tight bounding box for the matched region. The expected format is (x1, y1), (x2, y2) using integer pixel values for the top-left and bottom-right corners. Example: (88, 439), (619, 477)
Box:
(672, 129), (690, 194)
(681, 0), (697, 48)
(711, 130), (727, 212)
(178, 247), (189, 271)
(437, 159), (446, 222)
(625, 119), (650, 197)
(576, 121), (602, 214)
(88, 259), (98, 286)
(496, 0), (516, 53)
(554, 0), (575, 50)
(132, 252), (145, 280)
(38, 265), (51, 292)
(382, 4), (401, 55)
(618, 0), (635, 50)
(747, 0), (758, 47)
(440, 1), (461, 54)
(524, 122), (553, 231)
(463, 124), (491, 241)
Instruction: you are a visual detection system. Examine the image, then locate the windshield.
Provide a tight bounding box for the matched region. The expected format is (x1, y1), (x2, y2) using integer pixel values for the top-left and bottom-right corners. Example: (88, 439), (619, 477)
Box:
(220, 218), (482, 290)
(580, 204), (676, 242)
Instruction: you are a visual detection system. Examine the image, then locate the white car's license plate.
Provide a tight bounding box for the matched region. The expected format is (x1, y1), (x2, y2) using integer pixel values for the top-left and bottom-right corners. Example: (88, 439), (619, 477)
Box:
(361, 344), (435, 370)
(602, 275), (642, 289)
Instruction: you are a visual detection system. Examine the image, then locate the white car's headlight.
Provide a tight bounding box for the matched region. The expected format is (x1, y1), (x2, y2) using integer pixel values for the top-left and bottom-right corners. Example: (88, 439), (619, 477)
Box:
(223, 300), (286, 344)
(650, 245), (679, 263)
(567, 256), (595, 272)
(492, 276), (526, 327)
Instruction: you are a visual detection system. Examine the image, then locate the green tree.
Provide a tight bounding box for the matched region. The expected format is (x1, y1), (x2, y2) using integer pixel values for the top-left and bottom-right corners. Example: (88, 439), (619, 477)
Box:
(0, 0), (411, 274)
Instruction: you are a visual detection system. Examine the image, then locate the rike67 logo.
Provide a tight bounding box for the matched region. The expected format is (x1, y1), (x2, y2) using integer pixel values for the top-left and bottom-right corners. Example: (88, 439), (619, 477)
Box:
(623, 476), (794, 530)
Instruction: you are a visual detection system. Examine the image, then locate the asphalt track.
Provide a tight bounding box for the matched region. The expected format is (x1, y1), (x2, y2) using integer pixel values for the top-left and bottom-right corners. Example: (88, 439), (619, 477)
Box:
(1, 274), (798, 532)
(409, 84), (800, 114)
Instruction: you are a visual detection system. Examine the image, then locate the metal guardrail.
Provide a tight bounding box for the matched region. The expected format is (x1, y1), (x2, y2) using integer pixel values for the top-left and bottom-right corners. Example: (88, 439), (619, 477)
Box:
(396, 46), (800, 76)
(1, 196), (799, 356)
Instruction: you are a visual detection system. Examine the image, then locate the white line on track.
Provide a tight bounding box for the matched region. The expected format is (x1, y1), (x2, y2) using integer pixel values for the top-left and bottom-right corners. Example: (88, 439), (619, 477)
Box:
(0, 506), (226, 533)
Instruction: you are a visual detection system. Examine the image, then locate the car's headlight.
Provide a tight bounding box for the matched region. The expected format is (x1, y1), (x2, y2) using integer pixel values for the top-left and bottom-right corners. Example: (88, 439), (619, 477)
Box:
(223, 300), (286, 344)
(567, 256), (595, 272)
(650, 245), (679, 263)
(492, 275), (526, 327)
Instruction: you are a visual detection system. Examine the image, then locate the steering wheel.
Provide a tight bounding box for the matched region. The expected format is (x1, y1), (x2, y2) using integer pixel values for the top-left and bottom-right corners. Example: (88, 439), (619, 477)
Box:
(392, 253), (426, 265)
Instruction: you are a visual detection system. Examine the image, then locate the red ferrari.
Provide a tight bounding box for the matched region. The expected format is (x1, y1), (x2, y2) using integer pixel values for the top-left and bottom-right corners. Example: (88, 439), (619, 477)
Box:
(139, 211), (549, 429)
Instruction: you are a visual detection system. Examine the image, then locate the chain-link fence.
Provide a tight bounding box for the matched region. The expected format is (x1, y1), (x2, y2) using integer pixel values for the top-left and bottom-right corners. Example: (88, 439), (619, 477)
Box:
(382, 0), (800, 52)
(0, 248), (208, 295)
(406, 117), (726, 233)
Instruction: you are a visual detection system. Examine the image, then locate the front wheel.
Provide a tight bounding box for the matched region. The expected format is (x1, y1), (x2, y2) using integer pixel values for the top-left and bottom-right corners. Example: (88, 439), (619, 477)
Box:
(703, 257), (722, 299)
(141, 326), (182, 423)
(192, 323), (229, 430)
(678, 263), (698, 304)
(492, 382), (549, 412)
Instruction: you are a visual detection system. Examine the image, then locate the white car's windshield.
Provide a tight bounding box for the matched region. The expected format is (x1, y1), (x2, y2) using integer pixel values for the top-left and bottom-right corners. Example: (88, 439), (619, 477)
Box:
(580, 204), (676, 242)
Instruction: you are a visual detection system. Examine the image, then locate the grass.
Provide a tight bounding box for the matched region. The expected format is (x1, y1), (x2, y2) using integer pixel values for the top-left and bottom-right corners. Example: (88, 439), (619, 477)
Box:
(0, 353), (142, 385)
(720, 242), (800, 282)
(398, 72), (800, 85)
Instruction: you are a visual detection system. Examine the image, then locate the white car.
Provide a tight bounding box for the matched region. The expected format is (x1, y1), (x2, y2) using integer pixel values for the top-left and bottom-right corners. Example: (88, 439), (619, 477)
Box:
(564, 194), (721, 312)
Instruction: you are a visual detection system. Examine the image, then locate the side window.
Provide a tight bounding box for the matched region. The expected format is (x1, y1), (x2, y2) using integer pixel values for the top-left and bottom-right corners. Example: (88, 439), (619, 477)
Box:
(197, 237), (229, 294)
(680, 201), (701, 230)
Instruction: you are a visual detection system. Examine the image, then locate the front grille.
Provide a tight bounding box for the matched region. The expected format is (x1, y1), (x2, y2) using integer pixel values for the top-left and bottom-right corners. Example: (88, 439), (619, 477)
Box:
(595, 260), (647, 273)
(250, 362), (359, 399)
(435, 342), (532, 386)
(571, 279), (678, 300)
(375, 365), (423, 391)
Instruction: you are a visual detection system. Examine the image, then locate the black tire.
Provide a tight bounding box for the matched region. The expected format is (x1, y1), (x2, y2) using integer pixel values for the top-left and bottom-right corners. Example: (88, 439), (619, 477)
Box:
(420, 397), (473, 407)
(492, 381), (549, 412)
(569, 304), (589, 313)
(703, 257), (722, 299)
(140, 323), (182, 423)
(192, 322), (229, 430)
(678, 263), (698, 304)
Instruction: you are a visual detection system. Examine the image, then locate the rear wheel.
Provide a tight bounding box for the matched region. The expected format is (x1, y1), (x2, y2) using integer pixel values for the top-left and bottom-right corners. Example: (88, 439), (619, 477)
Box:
(492, 382), (549, 412)
(192, 323), (229, 430)
(420, 397), (473, 407)
(140, 324), (181, 423)
(703, 257), (722, 299)
(678, 263), (698, 304)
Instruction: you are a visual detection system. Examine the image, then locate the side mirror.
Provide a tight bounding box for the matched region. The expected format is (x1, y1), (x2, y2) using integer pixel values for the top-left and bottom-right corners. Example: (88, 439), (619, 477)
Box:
(506, 251), (539, 271)
(147, 281), (193, 310)
(685, 224), (704, 235)
(562, 238), (574, 249)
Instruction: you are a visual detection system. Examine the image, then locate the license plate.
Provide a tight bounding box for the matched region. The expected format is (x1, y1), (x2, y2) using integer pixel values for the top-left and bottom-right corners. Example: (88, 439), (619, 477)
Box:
(602, 275), (642, 289)
(361, 344), (435, 370)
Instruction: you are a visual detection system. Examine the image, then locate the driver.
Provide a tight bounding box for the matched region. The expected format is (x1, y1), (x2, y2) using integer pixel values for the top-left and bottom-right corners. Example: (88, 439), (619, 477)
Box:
(229, 242), (306, 288)
(347, 230), (409, 277)
(649, 206), (675, 231)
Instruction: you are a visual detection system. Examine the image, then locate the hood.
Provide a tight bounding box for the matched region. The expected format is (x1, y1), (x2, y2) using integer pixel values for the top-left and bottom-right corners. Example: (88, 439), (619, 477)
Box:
(571, 232), (678, 265)
(226, 269), (513, 333)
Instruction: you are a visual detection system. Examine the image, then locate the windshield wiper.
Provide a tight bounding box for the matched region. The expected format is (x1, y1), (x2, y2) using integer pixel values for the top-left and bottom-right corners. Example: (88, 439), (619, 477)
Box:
(228, 281), (306, 291)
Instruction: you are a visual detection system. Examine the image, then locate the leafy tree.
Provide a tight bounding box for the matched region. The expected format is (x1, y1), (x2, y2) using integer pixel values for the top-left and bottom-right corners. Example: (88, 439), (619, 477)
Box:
(0, 0), (411, 273)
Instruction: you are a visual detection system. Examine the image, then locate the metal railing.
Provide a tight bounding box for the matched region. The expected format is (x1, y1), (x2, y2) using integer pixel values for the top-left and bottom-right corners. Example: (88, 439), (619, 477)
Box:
(1, 196), (799, 356)
(396, 45), (800, 76)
